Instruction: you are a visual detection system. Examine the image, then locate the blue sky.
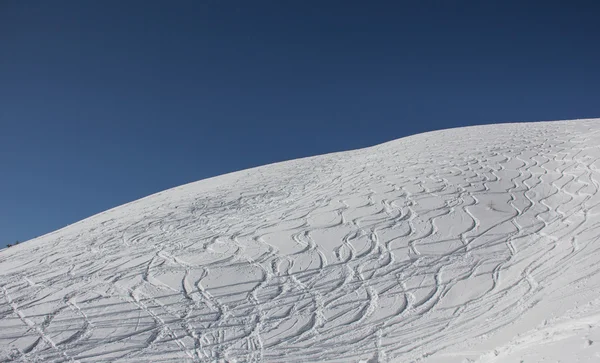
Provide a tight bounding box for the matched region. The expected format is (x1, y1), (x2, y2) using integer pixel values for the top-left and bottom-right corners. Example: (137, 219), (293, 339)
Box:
(1, 1), (599, 247)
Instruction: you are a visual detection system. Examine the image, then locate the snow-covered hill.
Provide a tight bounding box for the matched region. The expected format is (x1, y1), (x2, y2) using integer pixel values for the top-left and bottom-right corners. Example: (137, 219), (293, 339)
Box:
(2, 120), (600, 362)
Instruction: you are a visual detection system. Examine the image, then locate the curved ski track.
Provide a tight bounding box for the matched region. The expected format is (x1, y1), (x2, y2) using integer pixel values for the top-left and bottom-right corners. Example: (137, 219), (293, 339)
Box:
(2, 120), (600, 362)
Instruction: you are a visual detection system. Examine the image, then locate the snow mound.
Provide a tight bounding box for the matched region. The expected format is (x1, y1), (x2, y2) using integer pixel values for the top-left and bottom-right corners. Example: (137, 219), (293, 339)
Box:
(2, 119), (600, 362)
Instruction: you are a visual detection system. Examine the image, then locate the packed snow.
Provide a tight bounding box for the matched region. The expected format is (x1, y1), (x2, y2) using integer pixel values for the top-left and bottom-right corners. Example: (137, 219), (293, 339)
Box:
(2, 119), (600, 362)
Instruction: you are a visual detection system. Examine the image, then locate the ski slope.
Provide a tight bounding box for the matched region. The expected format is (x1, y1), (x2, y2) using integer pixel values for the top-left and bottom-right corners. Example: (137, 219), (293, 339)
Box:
(2, 119), (600, 362)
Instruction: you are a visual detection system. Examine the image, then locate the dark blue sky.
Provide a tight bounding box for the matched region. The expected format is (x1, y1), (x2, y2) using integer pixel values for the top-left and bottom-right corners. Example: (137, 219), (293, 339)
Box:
(1, 1), (599, 247)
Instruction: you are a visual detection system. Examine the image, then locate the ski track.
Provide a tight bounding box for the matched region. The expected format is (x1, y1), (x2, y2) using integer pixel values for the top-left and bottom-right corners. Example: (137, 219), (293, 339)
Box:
(2, 120), (600, 362)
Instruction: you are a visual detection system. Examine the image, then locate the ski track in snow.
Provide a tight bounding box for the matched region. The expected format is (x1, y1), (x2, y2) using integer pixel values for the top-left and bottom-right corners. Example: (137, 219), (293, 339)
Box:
(3, 120), (600, 362)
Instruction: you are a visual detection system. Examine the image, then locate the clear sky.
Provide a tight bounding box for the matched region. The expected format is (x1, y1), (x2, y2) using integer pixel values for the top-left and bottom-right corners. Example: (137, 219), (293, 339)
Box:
(1, 1), (599, 248)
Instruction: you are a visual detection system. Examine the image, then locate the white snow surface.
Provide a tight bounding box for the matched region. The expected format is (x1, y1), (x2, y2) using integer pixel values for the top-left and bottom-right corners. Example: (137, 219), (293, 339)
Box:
(3, 119), (600, 363)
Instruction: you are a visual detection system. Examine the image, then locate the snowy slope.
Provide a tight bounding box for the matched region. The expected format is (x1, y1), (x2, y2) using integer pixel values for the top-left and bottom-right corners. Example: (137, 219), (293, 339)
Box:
(2, 119), (600, 363)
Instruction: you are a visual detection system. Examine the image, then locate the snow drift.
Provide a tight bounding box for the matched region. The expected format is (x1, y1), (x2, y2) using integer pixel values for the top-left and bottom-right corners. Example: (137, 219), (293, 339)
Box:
(2, 119), (600, 362)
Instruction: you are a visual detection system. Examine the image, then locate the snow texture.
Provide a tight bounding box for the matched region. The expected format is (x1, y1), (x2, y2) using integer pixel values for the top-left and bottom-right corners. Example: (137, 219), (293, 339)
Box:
(2, 119), (600, 362)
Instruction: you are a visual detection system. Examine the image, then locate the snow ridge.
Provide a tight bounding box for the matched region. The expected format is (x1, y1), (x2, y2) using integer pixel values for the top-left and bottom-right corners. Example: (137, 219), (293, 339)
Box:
(2, 119), (600, 362)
